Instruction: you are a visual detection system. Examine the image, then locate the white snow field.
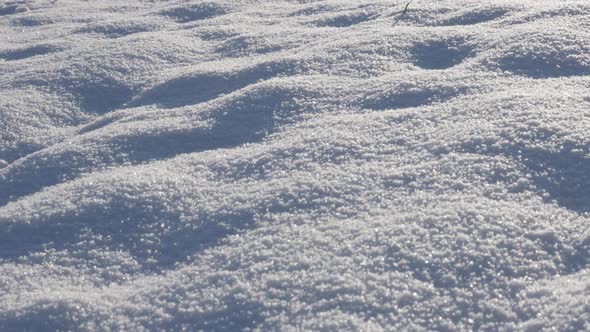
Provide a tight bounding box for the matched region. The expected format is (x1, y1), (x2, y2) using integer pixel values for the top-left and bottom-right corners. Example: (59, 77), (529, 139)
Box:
(1, 0), (589, 330)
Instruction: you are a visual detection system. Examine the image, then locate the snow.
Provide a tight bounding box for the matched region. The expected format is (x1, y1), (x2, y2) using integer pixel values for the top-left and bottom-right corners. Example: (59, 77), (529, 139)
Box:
(1, 0), (589, 330)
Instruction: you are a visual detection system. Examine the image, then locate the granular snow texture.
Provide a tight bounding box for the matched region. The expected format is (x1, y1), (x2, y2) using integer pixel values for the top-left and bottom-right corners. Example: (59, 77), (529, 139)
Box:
(1, 0), (589, 330)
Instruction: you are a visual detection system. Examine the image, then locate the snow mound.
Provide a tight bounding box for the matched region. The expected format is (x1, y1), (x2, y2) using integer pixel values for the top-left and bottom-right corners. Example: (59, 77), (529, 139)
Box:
(1, 0), (589, 330)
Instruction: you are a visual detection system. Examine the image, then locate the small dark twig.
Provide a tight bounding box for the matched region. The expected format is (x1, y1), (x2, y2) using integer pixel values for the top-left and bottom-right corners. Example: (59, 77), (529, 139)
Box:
(402, 1), (413, 15)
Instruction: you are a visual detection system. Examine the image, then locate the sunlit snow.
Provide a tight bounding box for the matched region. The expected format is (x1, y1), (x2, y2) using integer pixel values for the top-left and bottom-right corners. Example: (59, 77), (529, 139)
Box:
(1, 0), (589, 330)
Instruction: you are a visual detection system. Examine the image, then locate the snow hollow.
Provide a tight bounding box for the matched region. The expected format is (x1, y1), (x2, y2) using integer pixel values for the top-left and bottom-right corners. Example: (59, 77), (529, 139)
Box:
(1, 0), (589, 330)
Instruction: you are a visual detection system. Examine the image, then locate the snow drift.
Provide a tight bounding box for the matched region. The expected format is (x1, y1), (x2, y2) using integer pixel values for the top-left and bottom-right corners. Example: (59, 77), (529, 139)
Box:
(1, 0), (589, 330)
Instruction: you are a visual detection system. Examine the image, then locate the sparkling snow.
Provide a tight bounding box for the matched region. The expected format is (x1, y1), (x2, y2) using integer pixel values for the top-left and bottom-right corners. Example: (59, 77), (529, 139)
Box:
(1, 0), (589, 330)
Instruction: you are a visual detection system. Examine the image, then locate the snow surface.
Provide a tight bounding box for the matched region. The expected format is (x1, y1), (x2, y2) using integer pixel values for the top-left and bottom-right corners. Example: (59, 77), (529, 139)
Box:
(1, 0), (590, 330)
